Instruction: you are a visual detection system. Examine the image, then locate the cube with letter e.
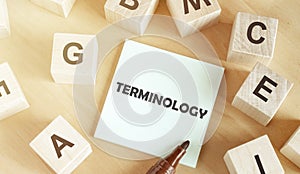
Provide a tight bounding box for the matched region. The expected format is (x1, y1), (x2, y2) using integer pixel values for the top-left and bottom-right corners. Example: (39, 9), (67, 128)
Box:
(30, 116), (92, 174)
(232, 62), (293, 126)
(104, 0), (159, 34)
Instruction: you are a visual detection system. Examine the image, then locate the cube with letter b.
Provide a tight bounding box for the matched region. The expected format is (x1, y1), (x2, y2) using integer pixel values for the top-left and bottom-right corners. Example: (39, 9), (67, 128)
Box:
(227, 12), (278, 67)
(0, 0), (10, 39)
(224, 135), (284, 174)
(232, 62), (293, 126)
(50, 33), (98, 84)
(30, 116), (92, 174)
(0, 62), (29, 120)
(166, 0), (221, 37)
(104, 0), (159, 35)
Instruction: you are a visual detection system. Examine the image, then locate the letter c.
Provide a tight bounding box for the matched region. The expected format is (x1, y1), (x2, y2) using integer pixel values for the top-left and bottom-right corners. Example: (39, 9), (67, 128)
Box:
(63, 42), (83, 65)
(247, 22), (267, 44)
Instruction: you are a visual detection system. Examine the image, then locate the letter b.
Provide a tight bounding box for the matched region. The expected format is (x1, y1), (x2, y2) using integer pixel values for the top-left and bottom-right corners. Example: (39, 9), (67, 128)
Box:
(119, 0), (139, 10)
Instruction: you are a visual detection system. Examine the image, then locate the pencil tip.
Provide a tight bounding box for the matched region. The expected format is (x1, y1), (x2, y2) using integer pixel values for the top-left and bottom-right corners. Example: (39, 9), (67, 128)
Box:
(180, 140), (190, 150)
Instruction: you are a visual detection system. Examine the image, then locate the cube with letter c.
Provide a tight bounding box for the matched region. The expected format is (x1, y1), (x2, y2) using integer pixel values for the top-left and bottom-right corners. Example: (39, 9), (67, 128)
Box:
(232, 62), (293, 126)
(227, 12), (278, 67)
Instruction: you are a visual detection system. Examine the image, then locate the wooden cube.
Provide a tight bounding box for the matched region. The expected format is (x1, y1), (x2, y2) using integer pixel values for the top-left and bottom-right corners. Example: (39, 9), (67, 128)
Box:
(104, 0), (159, 35)
(0, 62), (29, 120)
(224, 135), (284, 174)
(30, 0), (76, 18)
(30, 116), (92, 174)
(281, 126), (300, 168)
(0, 0), (10, 39)
(166, 0), (221, 37)
(227, 12), (278, 67)
(50, 33), (98, 84)
(232, 62), (293, 126)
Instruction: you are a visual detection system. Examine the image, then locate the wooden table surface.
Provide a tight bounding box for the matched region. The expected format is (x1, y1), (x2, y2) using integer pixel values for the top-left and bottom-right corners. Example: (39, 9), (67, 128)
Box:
(0, 0), (299, 173)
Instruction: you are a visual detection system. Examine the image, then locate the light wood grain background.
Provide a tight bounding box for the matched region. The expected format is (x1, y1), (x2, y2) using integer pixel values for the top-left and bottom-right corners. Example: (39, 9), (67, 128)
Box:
(0, 0), (299, 173)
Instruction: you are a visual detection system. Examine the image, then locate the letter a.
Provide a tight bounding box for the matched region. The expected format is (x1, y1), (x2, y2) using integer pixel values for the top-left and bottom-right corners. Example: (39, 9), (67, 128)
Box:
(119, 0), (139, 10)
(51, 134), (74, 159)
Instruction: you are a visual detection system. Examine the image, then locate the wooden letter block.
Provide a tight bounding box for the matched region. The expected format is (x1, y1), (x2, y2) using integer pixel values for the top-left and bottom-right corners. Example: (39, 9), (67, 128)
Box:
(50, 33), (98, 84)
(224, 135), (284, 174)
(281, 126), (300, 168)
(227, 12), (278, 67)
(166, 0), (221, 37)
(0, 0), (10, 39)
(30, 0), (76, 17)
(0, 62), (29, 120)
(104, 0), (159, 35)
(30, 116), (92, 174)
(232, 62), (293, 126)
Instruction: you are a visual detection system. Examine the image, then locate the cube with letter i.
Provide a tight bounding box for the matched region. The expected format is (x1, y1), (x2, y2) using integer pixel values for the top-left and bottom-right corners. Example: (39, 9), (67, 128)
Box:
(30, 0), (76, 18)
(224, 135), (284, 174)
(0, 0), (10, 39)
(281, 126), (300, 168)
(104, 0), (159, 35)
(0, 62), (29, 120)
(232, 62), (293, 126)
(166, 0), (221, 37)
(227, 12), (278, 67)
(30, 116), (92, 174)
(51, 33), (98, 84)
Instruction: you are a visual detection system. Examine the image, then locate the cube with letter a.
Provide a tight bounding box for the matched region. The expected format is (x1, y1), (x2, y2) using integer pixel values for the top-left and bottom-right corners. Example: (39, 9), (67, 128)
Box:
(30, 116), (92, 174)
(50, 33), (98, 84)
(227, 12), (278, 67)
(166, 0), (221, 37)
(104, 0), (159, 35)
(0, 62), (29, 120)
(232, 62), (293, 126)
(224, 135), (284, 174)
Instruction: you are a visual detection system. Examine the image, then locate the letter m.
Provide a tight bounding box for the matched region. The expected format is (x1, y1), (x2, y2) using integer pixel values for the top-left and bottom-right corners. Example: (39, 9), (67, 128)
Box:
(183, 0), (212, 14)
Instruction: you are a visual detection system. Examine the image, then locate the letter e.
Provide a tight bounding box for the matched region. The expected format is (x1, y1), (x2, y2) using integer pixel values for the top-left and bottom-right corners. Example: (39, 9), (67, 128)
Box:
(253, 75), (278, 102)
